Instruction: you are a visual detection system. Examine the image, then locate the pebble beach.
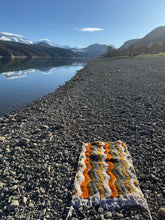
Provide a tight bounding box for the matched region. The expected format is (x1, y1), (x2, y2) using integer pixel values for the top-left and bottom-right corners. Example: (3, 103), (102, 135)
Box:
(0, 56), (165, 219)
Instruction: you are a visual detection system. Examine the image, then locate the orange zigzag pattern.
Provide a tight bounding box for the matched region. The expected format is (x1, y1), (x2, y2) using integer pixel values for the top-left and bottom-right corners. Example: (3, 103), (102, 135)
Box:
(80, 143), (91, 198)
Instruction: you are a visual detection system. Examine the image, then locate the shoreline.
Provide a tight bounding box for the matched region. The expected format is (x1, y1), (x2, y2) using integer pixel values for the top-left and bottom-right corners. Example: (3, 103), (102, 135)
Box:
(0, 58), (85, 117)
(0, 56), (165, 219)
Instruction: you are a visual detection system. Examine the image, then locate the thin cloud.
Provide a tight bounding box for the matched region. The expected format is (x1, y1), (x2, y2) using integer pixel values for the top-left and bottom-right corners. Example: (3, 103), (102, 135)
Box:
(76, 27), (104, 32)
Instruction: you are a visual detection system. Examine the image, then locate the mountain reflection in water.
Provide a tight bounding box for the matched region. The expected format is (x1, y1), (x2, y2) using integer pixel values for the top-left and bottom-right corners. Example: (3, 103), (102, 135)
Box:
(2, 69), (36, 79)
(0, 58), (84, 116)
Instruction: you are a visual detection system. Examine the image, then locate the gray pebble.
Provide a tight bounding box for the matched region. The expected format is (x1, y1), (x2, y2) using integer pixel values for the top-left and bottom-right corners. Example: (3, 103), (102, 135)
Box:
(0, 136), (5, 141)
(41, 125), (49, 130)
(29, 202), (34, 208)
(116, 213), (123, 218)
(99, 214), (106, 220)
(0, 182), (4, 190)
(78, 206), (83, 212)
(9, 185), (18, 192)
(0, 57), (165, 220)
(8, 200), (19, 212)
(21, 138), (30, 145)
(151, 174), (159, 181)
(104, 211), (112, 219)
(22, 196), (28, 204)
(98, 207), (104, 214)
(134, 214), (140, 220)
(159, 207), (165, 216)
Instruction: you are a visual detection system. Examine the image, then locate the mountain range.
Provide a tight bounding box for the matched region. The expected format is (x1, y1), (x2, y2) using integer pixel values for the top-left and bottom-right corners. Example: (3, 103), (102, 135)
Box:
(1, 26), (165, 59)
(0, 32), (33, 44)
(0, 33), (80, 59)
(105, 26), (165, 57)
(72, 44), (108, 58)
(0, 32), (108, 59)
(0, 33), (71, 48)
(34, 41), (108, 58)
(0, 40), (80, 59)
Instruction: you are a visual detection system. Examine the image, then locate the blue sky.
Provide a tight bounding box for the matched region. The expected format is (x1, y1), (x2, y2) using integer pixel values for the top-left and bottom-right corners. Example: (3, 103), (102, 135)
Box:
(0, 0), (165, 48)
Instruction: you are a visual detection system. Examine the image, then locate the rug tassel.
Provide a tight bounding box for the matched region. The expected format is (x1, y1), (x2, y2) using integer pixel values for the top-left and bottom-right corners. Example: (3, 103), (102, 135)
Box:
(146, 203), (153, 220)
(148, 208), (153, 220)
(66, 205), (74, 220)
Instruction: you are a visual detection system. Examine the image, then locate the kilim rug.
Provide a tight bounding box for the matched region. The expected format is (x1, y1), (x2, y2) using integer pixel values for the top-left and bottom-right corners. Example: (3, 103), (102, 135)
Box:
(66, 141), (152, 219)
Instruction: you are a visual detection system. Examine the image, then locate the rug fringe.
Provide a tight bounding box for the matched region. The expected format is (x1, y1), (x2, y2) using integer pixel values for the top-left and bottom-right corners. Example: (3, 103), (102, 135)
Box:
(66, 205), (74, 220)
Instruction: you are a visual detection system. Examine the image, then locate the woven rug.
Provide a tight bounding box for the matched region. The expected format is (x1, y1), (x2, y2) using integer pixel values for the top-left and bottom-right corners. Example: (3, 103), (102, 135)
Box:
(67, 140), (152, 219)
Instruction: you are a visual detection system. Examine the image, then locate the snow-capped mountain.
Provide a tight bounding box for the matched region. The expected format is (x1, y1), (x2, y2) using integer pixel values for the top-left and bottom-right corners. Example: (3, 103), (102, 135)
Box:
(2, 69), (35, 79)
(0, 32), (67, 48)
(0, 31), (108, 59)
(36, 39), (57, 47)
(36, 39), (72, 49)
(0, 32), (33, 44)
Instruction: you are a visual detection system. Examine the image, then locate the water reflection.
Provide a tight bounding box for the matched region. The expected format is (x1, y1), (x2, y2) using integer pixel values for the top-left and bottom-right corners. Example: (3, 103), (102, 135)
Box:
(0, 58), (84, 116)
(0, 58), (81, 78)
(2, 69), (36, 79)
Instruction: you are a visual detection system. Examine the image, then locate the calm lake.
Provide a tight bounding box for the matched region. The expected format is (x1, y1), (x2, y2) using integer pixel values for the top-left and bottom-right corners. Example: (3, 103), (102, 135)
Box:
(0, 58), (84, 117)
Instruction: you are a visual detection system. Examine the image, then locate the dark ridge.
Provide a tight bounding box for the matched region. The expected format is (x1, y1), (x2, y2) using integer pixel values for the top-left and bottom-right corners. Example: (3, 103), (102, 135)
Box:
(0, 40), (81, 59)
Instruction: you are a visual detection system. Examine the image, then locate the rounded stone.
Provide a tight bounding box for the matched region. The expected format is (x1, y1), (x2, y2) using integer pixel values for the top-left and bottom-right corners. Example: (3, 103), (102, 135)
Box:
(29, 202), (34, 208)
(20, 138), (30, 146)
(9, 185), (18, 192)
(98, 207), (104, 214)
(41, 125), (49, 130)
(99, 214), (105, 220)
(159, 207), (165, 216)
(116, 213), (123, 218)
(0, 136), (5, 142)
(104, 211), (112, 219)
(8, 200), (19, 212)
(0, 182), (4, 190)
(22, 196), (28, 204)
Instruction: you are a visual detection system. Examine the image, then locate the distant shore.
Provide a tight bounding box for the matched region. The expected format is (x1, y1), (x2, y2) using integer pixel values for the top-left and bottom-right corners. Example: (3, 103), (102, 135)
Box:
(0, 56), (164, 219)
